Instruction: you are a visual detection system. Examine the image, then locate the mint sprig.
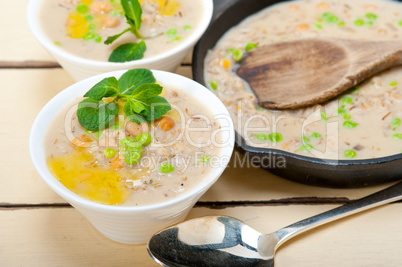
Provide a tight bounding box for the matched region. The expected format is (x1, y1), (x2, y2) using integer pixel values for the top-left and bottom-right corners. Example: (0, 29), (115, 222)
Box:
(104, 0), (147, 63)
(77, 69), (171, 131)
(105, 0), (143, 45)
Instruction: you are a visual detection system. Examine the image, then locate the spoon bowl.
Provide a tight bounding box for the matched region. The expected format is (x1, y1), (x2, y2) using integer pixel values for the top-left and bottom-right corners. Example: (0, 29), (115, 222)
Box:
(148, 180), (402, 266)
(148, 216), (272, 266)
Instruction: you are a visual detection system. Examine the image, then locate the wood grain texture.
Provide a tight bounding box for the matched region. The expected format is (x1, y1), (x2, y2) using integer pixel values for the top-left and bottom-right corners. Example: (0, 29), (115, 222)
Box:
(237, 38), (402, 109)
(1, 205), (402, 266)
(2, 1), (402, 267)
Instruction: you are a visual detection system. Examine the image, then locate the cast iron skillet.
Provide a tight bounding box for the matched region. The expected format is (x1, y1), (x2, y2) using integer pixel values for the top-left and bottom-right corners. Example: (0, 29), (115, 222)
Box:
(193, 0), (402, 187)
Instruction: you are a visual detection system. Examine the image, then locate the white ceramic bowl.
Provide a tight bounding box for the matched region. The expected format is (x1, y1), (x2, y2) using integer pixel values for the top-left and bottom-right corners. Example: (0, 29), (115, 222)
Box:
(29, 69), (235, 244)
(27, 0), (213, 81)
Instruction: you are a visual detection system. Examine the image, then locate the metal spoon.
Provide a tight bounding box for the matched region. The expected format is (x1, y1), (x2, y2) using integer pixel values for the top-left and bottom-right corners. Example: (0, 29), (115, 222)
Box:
(148, 180), (402, 266)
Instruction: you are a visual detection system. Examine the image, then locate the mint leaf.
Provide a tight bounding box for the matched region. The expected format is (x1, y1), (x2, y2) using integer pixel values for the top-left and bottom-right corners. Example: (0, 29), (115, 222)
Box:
(118, 68), (155, 95)
(124, 99), (146, 124)
(108, 41), (146, 63)
(76, 69), (170, 130)
(130, 83), (162, 101)
(77, 98), (119, 131)
(122, 0), (142, 33)
(104, 28), (131, 45)
(125, 98), (145, 113)
(83, 77), (119, 100)
(138, 96), (171, 122)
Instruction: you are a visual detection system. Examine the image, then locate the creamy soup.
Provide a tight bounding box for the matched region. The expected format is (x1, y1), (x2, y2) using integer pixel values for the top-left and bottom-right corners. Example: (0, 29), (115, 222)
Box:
(40, 0), (204, 61)
(204, 0), (402, 160)
(45, 80), (221, 206)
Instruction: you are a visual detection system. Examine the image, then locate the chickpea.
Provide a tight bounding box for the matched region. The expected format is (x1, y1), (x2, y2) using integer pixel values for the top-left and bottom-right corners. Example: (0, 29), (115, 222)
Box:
(101, 15), (121, 28)
(90, 1), (112, 15)
(125, 120), (149, 137)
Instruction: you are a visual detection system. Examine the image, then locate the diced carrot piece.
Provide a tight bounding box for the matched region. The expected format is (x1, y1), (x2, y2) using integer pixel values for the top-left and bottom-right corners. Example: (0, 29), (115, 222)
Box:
(289, 5), (300, 11)
(72, 134), (93, 148)
(364, 4), (378, 10)
(159, 116), (175, 131)
(296, 23), (309, 31)
(316, 2), (330, 10)
(109, 157), (124, 169)
(393, 94), (402, 100)
(222, 59), (230, 69)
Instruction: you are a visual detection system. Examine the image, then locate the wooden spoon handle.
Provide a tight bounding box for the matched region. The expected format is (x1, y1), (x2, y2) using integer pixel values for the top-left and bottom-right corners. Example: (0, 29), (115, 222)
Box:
(236, 38), (402, 110)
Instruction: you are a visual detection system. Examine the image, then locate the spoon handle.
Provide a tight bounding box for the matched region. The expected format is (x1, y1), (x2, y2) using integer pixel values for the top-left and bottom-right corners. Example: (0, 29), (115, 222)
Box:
(274, 180), (402, 248)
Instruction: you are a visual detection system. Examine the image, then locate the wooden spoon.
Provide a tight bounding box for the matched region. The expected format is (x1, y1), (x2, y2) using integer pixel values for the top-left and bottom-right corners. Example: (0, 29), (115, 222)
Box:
(236, 38), (402, 110)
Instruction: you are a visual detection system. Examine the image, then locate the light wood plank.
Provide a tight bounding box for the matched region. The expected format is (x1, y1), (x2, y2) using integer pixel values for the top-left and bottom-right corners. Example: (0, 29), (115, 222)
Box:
(1, 204), (401, 266)
(1, 0), (55, 62)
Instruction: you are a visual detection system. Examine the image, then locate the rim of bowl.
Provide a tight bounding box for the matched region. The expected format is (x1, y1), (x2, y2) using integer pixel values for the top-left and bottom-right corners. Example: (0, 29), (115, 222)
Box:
(29, 69), (235, 212)
(27, 0), (213, 67)
(192, 0), (402, 167)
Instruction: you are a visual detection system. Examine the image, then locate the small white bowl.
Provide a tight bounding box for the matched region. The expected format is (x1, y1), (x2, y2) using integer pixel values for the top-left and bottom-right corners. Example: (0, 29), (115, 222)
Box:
(29, 69), (235, 244)
(27, 0), (213, 81)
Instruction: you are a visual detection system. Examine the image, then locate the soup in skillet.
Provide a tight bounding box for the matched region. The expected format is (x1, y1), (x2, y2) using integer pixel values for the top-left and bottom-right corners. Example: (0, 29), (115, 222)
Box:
(204, 0), (402, 160)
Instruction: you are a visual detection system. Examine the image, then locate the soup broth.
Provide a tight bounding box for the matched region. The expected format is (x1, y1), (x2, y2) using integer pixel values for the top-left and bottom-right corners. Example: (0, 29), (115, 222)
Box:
(45, 83), (222, 206)
(40, 0), (204, 61)
(204, 0), (402, 160)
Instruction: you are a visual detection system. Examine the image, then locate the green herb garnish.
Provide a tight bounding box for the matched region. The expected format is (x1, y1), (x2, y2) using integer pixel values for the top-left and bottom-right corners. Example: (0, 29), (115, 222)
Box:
(343, 120), (357, 128)
(77, 69), (171, 131)
(159, 162), (175, 173)
(209, 80), (218, 91)
(245, 42), (258, 51)
(108, 41), (146, 62)
(104, 0), (154, 63)
(200, 156), (210, 163)
(343, 114), (351, 120)
(337, 107), (346, 115)
(392, 133), (402, 140)
(311, 132), (321, 138)
(104, 148), (117, 158)
(232, 49), (243, 62)
(322, 12), (338, 23)
(337, 21), (345, 27)
(389, 81), (398, 87)
(354, 18), (364, 26)
(341, 96), (353, 105)
(390, 118), (401, 130)
(315, 24), (323, 30)
(76, 4), (88, 14)
(300, 144), (314, 151)
(166, 28), (178, 37)
(105, 0), (143, 43)
(365, 13), (378, 21)
(344, 149), (356, 158)
(255, 133), (268, 141)
(269, 132), (283, 143)
(321, 112), (328, 121)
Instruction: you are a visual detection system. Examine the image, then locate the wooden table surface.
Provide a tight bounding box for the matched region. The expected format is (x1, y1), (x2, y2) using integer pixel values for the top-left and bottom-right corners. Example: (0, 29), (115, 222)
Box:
(2, 0), (402, 266)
